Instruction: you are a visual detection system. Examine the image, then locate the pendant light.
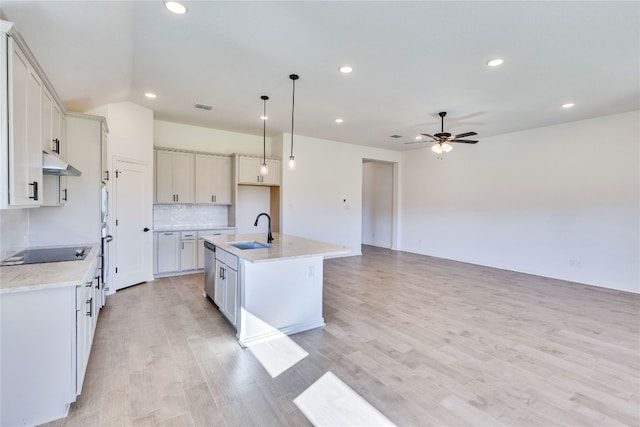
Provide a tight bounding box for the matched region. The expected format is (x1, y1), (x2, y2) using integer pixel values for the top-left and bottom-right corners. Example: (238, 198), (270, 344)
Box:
(288, 74), (299, 170)
(260, 95), (269, 176)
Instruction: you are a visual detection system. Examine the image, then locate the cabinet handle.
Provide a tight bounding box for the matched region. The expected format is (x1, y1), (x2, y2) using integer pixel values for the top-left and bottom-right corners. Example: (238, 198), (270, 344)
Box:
(182, 242), (184, 250)
(86, 298), (93, 317)
(29, 181), (38, 200)
(176, 194), (179, 202)
(86, 280), (93, 288)
(163, 232), (173, 235)
(104, 170), (109, 181)
(52, 138), (60, 154)
(62, 188), (68, 201)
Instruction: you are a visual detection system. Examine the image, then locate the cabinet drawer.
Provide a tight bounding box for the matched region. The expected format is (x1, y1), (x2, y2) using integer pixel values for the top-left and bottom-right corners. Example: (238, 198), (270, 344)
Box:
(225, 253), (238, 270)
(181, 231), (196, 240)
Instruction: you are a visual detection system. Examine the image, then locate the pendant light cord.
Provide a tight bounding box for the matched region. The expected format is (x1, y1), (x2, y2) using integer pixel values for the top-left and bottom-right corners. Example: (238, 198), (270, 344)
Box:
(261, 95), (268, 164)
(290, 76), (296, 158)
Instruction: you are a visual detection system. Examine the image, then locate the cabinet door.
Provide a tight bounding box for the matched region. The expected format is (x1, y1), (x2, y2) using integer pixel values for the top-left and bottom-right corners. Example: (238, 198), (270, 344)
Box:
(173, 151), (194, 203)
(224, 267), (238, 327)
(155, 150), (175, 203)
(9, 40), (43, 207)
(262, 159), (280, 186)
(213, 259), (225, 308)
(42, 87), (54, 154)
(238, 156), (260, 184)
(156, 232), (180, 273)
(195, 154), (231, 204)
(181, 239), (197, 271)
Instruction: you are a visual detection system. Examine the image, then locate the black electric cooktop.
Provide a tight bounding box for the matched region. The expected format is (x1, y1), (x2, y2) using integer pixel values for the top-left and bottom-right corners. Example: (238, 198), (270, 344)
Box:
(0, 246), (92, 266)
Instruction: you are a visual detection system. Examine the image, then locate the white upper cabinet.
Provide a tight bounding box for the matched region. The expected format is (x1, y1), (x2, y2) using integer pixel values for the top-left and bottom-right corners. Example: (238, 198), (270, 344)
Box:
(237, 155), (280, 186)
(155, 149), (194, 204)
(195, 153), (231, 205)
(2, 36), (43, 207)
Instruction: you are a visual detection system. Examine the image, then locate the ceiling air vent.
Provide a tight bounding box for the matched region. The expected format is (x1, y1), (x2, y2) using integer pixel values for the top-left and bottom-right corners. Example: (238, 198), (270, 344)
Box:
(389, 134), (402, 138)
(195, 103), (213, 111)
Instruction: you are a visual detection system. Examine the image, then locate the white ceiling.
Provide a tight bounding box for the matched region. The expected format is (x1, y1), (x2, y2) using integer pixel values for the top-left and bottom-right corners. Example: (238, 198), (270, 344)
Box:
(1, 1), (638, 151)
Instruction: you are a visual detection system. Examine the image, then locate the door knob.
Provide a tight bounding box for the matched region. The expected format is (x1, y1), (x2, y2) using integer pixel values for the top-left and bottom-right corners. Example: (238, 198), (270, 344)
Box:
(143, 227), (150, 232)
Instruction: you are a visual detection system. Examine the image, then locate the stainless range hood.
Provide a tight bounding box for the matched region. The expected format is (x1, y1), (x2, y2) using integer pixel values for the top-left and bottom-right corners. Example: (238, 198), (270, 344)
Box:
(42, 152), (81, 176)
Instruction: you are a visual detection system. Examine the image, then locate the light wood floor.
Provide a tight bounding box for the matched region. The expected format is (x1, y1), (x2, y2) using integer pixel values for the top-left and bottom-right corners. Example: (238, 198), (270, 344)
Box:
(48, 245), (640, 426)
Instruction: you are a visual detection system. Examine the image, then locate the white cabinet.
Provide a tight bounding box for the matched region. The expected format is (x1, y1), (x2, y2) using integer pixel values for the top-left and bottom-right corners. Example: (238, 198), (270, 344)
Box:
(180, 231), (197, 271)
(42, 90), (67, 206)
(155, 149), (194, 203)
(214, 247), (238, 326)
(195, 153), (231, 204)
(237, 156), (280, 186)
(155, 231), (180, 274)
(76, 265), (99, 395)
(1, 35), (43, 208)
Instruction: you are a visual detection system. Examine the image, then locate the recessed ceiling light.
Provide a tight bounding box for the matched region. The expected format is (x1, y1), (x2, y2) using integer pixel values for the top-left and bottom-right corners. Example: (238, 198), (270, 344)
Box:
(260, 115), (268, 120)
(165, 1), (187, 14)
(144, 92), (157, 99)
(335, 118), (344, 123)
(486, 58), (504, 67)
(339, 66), (353, 74)
(562, 103), (575, 109)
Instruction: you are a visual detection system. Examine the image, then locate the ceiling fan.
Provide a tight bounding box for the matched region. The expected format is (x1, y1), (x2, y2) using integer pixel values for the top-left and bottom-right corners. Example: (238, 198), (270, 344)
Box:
(406, 111), (478, 154)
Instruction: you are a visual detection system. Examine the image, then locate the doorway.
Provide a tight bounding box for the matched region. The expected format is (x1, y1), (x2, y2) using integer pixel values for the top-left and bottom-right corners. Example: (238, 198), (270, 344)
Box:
(362, 160), (396, 249)
(113, 159), (151, 290)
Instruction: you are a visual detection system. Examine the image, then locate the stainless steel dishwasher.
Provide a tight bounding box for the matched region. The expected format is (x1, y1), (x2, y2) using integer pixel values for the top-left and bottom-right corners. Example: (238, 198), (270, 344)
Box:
(203, 241), (216, 299)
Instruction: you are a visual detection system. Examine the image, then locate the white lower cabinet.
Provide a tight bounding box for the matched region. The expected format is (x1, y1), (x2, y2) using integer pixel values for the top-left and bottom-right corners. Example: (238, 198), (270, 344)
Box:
(0, 252), (99, 426)
(214, 247), (238, 327)
(180, 231), (197, 271)
(155, 231), (180, 274)
(155, 228), (235, 276)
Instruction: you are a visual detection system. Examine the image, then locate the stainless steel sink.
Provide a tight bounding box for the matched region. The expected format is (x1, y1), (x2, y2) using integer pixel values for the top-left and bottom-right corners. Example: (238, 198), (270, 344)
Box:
(228, 241), (271, 250)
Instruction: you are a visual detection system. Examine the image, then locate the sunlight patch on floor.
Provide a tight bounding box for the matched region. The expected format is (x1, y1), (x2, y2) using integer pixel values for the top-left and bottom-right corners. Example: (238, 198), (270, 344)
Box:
(294, 371), (396, 427)
(246, 335), (309, 378)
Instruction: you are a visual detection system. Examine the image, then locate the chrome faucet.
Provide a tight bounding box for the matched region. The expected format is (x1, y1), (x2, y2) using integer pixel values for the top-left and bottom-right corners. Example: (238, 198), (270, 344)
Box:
(254, 212), (273, 243)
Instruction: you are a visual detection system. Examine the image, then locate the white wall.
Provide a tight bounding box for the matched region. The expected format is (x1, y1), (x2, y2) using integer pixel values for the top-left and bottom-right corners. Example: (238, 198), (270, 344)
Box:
(279, 133), (401, 255)
(0, 208), (28, 258)
(362, 161), (394, 248)
(90, 102), (155, 284)
(154, 120), (273, 157)
(400, 111), (640, 293)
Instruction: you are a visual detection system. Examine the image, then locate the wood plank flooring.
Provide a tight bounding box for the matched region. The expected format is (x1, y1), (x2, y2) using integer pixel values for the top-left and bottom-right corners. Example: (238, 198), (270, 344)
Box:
(47, 245), (640, 426)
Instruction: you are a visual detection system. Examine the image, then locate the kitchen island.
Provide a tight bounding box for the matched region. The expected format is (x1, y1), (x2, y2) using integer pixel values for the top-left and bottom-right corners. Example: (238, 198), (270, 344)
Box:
(202, 233), (350, 346)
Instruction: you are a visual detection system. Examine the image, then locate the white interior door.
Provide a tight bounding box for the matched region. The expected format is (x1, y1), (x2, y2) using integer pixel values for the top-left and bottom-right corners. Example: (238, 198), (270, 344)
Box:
(114, 160), (150, 290)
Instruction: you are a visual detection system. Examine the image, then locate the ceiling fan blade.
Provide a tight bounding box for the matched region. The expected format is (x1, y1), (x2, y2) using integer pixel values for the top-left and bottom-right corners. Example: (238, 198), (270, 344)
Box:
(454, 131), (477, 138)
(420, 133), (437, 140)
(404, 141), (424, 145)
(451, 140), (478, 144)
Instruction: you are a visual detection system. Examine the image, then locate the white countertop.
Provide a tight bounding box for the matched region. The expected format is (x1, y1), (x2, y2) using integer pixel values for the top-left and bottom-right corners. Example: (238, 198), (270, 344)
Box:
(0, 245), (100, 294)
(153, 225), (236, 232)
(202, 233), (351, 263)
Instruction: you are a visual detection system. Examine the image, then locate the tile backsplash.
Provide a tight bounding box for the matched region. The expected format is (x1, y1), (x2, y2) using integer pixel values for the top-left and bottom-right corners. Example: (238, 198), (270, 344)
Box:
(153, 204), (229, 228)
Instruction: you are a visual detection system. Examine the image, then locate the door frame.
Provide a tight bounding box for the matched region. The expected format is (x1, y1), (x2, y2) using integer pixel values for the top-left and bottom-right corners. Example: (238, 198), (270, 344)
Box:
(361, 159), (399, 250)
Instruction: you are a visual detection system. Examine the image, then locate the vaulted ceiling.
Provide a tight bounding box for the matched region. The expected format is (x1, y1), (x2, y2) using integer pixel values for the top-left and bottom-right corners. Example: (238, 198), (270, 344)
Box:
(1, 1), (638, 150)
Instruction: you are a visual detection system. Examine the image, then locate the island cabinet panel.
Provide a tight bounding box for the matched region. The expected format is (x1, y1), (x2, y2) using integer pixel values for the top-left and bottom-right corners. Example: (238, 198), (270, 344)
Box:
(238, 257), (324, 346)
(214, 248), (238, 326)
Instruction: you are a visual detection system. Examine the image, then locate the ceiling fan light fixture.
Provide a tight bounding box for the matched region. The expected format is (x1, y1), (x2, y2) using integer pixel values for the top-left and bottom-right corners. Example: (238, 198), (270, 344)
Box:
(441, 143), (453, 153)
(431, 144), (443, 154)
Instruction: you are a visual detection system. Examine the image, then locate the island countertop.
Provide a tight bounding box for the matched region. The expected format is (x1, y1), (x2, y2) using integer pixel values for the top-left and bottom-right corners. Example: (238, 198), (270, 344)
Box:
(201, 233), (351, 263)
